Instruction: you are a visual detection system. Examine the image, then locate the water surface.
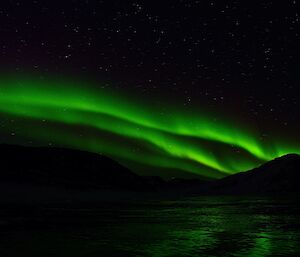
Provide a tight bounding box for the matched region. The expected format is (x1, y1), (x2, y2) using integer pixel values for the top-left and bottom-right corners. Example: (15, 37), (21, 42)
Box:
(1, 196), (300, 257)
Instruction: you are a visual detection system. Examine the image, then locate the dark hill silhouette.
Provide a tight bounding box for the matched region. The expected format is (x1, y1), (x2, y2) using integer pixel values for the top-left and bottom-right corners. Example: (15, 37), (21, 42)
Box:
(0, 144), (299, 201)
(207, 154), (300, 194)
(0, 144), (147, 191)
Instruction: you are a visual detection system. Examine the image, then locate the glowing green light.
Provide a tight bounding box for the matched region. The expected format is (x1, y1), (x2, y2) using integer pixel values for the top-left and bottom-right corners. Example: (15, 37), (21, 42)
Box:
(0, 76), (298, 178)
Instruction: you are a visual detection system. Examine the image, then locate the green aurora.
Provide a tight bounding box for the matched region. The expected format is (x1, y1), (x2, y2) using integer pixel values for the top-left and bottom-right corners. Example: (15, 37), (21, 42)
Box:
(0, 76), (298, 178)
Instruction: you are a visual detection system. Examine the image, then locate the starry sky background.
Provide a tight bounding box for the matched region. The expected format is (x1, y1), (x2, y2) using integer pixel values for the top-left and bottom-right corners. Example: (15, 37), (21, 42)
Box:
(0, 1), (299, 177)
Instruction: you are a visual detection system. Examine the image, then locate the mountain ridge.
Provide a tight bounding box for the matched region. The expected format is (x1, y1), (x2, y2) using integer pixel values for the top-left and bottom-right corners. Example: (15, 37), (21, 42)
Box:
(206, 153), (300, 194)
(0, 144), (147, 191)
(0, 144), (299, 201)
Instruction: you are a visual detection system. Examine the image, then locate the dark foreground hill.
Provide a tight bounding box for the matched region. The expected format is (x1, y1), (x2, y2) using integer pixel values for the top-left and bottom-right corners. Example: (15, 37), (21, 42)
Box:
(0, 144), (148, 192)
(206, 154), (300, 194)
(0, 144), (299, 204)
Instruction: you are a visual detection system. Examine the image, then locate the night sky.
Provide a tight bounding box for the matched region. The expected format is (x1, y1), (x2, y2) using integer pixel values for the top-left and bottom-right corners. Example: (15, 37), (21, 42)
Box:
(0, 1), (299, 178)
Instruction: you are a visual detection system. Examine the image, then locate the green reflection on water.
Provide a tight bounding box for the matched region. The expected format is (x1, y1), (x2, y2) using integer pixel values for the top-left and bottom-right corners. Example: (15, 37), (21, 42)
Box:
(0, 196), (299, 257)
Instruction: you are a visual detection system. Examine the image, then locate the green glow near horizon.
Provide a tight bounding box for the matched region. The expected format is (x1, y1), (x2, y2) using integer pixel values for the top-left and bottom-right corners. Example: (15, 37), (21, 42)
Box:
(0, 77), (298, 178)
